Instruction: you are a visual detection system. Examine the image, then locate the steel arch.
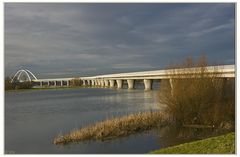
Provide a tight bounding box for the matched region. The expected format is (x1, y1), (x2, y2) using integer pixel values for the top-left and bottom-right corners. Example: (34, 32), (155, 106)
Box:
(11, 69), (38, 83)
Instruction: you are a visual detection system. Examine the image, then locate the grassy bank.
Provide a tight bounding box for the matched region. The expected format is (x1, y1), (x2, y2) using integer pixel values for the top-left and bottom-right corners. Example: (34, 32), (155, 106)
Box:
(54, 111), (168, 145)
(151, 132), (235, 154)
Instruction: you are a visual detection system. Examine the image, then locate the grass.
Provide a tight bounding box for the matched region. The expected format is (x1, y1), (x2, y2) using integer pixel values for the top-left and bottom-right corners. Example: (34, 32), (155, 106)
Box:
(54, 111), (168, 145)
(150, 132), (235, 154)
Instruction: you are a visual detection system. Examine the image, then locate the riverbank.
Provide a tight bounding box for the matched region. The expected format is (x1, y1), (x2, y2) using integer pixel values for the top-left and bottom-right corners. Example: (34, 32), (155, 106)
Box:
(54, 111), (168, 145)
(150, 132), (235, 154)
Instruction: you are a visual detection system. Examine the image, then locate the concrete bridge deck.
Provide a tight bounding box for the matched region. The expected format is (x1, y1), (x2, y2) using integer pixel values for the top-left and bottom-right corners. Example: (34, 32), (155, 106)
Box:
(31, 64), (234, 90)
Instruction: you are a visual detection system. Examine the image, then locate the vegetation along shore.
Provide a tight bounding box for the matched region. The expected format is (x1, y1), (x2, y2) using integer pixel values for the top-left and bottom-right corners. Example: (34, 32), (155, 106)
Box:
(150, 132), (235, 154)
(54, 111), (168, 145)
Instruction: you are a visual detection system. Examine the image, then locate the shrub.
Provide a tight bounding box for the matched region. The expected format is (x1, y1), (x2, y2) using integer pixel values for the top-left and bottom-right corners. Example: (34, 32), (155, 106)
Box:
(70, 78), (82, 86)
(158, 56), (235, 128)
(14, 81), (33, 89)
(5, 77), (14, 90)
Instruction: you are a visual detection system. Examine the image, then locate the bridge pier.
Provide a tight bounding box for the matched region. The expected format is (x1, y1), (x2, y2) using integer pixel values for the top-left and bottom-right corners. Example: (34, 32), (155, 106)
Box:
(100, 80), (104, 86)
(110, 80), (115, 88)
(98, 80), (100, 86)
(96, 80), (99, 86)
(94, 80), (97, 86)
(127, 79), (135, 89)
(91, 80), (95, 86)
(82, 80), (86, 86)
(87, 80), (90, 86)
(116, 79), (123, 89)
(169, 79), (173, 89)
(95, 80), (98, 86)
(104, 80), (109, 87)
(169, 78), (174, 95)
(144, 79), (152, 90)
(40, 81), (43, 87)
(95, 80), (97, 86)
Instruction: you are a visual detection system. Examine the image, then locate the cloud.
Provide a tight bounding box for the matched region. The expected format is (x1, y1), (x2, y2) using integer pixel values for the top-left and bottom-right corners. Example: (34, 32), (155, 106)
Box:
(188, 22), (234, 37)
(4, 3), (235, 78)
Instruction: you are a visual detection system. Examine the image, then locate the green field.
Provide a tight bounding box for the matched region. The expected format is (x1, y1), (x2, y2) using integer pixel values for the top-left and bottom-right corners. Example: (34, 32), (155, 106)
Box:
(151, 132), (235, 154)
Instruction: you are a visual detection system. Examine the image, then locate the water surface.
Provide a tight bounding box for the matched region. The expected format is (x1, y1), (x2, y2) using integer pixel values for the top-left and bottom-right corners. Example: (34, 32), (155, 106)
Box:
(5, 87), (192, 154)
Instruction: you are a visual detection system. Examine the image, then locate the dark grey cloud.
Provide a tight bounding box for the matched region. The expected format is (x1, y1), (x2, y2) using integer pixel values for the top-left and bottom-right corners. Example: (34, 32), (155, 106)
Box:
(5, 3), (235, 78)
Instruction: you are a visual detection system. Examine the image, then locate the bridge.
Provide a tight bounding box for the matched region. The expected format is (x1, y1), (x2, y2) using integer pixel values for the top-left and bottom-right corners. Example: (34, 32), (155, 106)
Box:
(11, 64), (235, 90)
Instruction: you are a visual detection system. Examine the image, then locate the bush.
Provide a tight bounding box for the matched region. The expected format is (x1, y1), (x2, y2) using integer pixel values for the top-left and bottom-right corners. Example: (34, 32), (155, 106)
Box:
(158, 56), (235, 128)
(70, 78), (82, 86)
(14, 81), (33, 89)
(5, 77), (14, 90)
(5, 76), (33, 90)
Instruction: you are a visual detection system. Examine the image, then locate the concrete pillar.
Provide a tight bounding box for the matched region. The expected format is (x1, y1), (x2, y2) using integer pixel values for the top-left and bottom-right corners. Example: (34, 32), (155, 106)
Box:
(40, 81), (43, 87)
(110, 80), (115, 88)
(82, 80), (86, 86)
(144, 79), (152, 90)
(60, 80), (63, 86)
(95, 80), (98, 86)
(67, 80), (69, 86)
(169, 79), (174, 95)
(169, 79), (173, 89)
(100, 80), (104, 86)
(96, 80), (99, 86)
(116, 79), (123, 89)
(95, 80), (97, 86)
(47, 81), (50, 86)
(94, 80), (97, 86)
(104, 80), (109, 87)
(127, 79), (135, 89)
(54, 81), (56, 86)
(91, 80), (95, 86)
(87, 80), (90, 86)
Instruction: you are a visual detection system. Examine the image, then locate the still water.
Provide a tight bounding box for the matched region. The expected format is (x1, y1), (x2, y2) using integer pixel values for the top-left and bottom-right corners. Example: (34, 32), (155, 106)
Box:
(5, 87), (192, 154)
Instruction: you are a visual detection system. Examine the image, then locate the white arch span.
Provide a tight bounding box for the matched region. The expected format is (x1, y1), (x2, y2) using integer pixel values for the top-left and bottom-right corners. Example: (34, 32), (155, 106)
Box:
(25, 69), (38, 80)
(11, 69), (38, 83)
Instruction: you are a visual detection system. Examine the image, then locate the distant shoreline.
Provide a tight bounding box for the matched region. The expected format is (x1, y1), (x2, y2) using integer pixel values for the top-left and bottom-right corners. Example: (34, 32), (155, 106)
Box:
(5, 86), (86, 92)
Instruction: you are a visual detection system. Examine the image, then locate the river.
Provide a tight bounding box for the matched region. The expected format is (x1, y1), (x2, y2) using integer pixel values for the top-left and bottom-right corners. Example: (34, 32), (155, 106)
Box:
(5, 86), (195, 154)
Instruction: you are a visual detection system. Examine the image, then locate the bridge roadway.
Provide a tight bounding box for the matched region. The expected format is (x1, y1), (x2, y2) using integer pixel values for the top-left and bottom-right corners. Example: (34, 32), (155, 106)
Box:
(33, 64), (235, 90)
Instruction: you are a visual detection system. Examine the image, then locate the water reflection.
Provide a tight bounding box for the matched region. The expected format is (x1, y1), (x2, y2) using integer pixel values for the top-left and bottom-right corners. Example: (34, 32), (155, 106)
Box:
(4, 88), (196, 154)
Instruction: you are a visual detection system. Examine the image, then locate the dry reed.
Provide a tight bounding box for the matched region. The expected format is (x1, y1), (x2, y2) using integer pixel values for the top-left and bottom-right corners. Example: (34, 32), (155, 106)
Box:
(54, 111), (168, 145)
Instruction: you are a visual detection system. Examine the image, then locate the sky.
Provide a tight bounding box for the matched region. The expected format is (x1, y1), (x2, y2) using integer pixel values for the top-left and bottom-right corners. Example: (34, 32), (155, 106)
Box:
(5, 3), (235, 78)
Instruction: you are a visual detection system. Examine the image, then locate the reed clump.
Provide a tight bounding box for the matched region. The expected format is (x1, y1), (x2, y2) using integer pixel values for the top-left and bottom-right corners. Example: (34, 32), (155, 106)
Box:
(54, 111), (168, 145)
